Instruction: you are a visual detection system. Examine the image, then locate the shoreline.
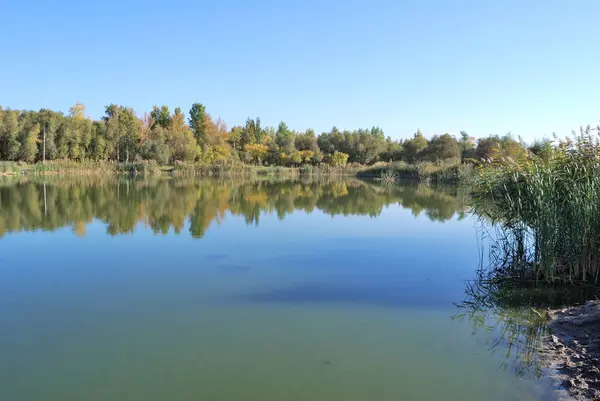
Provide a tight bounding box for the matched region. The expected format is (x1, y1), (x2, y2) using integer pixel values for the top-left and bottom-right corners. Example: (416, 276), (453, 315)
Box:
(0, 161), (465, 183)
(542, 301), (600, 400)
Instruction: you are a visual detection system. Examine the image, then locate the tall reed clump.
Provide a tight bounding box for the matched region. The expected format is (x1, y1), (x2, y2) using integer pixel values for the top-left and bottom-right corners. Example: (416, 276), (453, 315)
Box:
(473, 127), (600, 283)
(378, 168), (398, 184)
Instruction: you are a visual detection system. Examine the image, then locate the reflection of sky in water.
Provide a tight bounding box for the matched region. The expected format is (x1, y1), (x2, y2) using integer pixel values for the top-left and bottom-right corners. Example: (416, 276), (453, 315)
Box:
(0, 181), (556, 401)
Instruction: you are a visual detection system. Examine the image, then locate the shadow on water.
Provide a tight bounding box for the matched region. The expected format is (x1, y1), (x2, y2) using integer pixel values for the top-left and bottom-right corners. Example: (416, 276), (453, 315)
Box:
(216, 264), (252, 274)
(236, 280), (457, 309)
(205, 253), (228, 261)
(0, 176), (470, 238)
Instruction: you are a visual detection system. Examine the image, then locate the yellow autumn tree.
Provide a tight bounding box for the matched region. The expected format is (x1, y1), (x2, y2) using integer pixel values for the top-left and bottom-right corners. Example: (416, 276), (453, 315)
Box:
(244, 143), (269, 164)
(329, 151), (349, 167)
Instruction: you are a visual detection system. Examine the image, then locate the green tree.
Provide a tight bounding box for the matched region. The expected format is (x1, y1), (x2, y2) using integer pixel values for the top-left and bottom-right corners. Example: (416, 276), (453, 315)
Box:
(119, 108), (141, 162)
(529, 138), (554, 161)
(356, 129), (384, 164)
(168, 129), (197, 162)
(37, 109), (61, 161)
(89, 122), (107, 160)
(276, 121), (295, 154)
(500, 134), (526, 161)
(228, 126), (243, 151)
(476, 136), (501, 161)
(317, 127), (339, 154)
(0, 110), (21, 160)
(240, 118), (260, 148)
(19, 122), (40, 163)
(103, 104), (123, 160)
(295, 129), (320, 154)
(79, 119), (93, 159)
(241, 117), (264, 147)
(189, 103), (207, 145)
(370, 126), (385, 141)
(425, 134), (460, 162)
(381, 137), (403, 161)
(253, 117), (264, 144)
(403, 130), (428, 162)
(459, 131), (476, 160)
(150, 105), (171, 129)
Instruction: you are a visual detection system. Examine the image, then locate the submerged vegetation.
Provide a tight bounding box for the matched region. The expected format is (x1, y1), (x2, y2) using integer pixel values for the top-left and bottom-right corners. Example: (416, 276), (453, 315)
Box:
(473, 126), (600, 284)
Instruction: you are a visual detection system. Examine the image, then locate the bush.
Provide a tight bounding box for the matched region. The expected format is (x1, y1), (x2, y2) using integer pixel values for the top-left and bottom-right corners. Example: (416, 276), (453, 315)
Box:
(329, 151), (349, 167)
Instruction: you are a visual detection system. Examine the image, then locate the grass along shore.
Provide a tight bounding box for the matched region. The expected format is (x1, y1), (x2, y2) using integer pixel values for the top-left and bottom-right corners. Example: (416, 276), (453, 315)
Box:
(0, 159), (472, 182)
(357, 159), (474, 184)
(0, 160), (364, 178)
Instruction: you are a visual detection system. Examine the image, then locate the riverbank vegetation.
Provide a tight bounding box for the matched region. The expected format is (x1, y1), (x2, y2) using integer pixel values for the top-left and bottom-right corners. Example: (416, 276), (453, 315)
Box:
(1, 102), (538, 181)
(473, 126), (600, 284)
(0, 159), (362, 177)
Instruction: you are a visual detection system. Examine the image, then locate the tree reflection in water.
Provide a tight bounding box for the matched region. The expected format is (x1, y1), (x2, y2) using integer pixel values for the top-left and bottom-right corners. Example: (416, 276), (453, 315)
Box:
(0, 177), (469, 238)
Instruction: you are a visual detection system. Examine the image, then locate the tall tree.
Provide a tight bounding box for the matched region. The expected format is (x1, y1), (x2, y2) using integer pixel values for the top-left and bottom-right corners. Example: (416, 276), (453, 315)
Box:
(150, 105), (171, 129)
(119, 108), (141, 163)
(458, 131), (476, 160)
(276, 121), (295, 154)
(67, 102), (92, 159)
(403, 130), (428, 162)
(171, 107), (187, 132)
(37, 109), (61, 161)
(167, 107), (197, 162)
(295, 129), (319, 153)
(228, 126), (243, 151)
(475, 136), (501, 161)
(254, 117), (264, 144)
(529, 138), (554, 161)
(425, 134), (460, 162)
(103, 104), (123, 161)
(0, 110), (21, 160)
(69, 102), (86, 120)
(89, 121), (107, 160)
(189, 103), (207, 145)
(499, 134), (526, 161)
(19, 122), (40, 163)
(241, 117), (263, 148)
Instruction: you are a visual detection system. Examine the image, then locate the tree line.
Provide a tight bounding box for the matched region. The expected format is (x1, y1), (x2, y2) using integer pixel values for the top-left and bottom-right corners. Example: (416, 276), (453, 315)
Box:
(0, 102), (548, 167)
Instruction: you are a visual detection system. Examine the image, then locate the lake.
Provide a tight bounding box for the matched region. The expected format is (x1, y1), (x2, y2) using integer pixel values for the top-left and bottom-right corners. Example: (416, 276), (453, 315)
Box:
(0, 177), (557, 401)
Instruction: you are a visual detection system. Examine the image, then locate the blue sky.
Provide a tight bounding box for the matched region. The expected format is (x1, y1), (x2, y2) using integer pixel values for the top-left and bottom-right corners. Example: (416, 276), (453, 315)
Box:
(2, 0), (599, 141)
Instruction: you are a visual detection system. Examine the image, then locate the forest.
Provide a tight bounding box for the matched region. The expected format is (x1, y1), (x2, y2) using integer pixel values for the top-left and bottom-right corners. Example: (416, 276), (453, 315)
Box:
(0, 102), (548, 168)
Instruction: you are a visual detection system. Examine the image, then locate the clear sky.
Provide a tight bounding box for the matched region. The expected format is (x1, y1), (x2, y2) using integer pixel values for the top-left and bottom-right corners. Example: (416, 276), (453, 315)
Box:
(2, 0), (599, 141)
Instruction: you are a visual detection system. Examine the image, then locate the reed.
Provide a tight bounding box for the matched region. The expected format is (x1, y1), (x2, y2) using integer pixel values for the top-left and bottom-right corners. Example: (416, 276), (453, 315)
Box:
(378, 168), (398, 184)
(473, 126), (600, 283)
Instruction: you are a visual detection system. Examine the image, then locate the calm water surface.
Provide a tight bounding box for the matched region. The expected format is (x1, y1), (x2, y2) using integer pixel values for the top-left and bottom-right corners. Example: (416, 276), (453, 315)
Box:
(0, 178), (556, 401)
